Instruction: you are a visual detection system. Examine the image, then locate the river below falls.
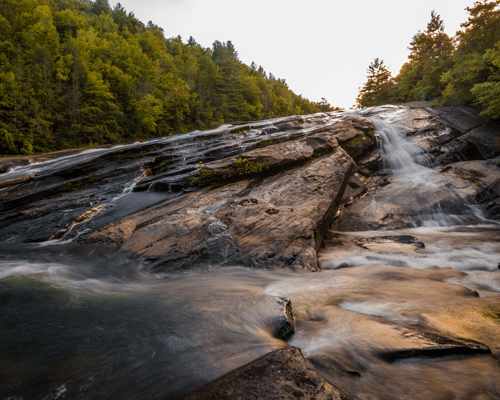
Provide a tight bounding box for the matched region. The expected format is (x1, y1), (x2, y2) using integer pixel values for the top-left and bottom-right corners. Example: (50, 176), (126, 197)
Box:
(1, 116), (500, 399)
(1, 223), (500, 399)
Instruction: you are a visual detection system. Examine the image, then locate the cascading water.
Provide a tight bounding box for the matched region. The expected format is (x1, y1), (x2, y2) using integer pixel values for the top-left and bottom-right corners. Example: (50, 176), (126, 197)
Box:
(373, 119), (433, 175)
(368, 118), (487, 227)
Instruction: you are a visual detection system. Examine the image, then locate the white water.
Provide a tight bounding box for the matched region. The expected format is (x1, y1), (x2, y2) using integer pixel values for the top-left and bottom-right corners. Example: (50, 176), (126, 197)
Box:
(372, 119), (433, 179)
(365, 119), (489, 227)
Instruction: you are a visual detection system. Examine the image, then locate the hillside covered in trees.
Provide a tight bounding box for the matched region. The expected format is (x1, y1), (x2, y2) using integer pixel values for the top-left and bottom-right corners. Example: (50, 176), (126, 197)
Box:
(356, 0), (500, 120)
(0, 0), (335, 155)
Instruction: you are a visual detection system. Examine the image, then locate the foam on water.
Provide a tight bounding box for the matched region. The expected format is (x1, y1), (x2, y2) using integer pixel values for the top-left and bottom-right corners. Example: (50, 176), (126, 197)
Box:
(319, 227), (500, 272)
(0, 261), (69, 280)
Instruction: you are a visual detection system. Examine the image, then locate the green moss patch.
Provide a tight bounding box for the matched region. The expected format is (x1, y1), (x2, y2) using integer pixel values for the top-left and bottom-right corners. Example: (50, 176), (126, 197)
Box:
(190, 157), (269, 186)
(233, 157), (269, 175)
(257, 139), (273, 148)
(342, 133), (366, 151)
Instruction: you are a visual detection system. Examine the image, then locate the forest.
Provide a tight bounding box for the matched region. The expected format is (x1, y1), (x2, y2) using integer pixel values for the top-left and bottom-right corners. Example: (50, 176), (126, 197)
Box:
(0, 0), (335, 155)
(356, 0), (500, 120)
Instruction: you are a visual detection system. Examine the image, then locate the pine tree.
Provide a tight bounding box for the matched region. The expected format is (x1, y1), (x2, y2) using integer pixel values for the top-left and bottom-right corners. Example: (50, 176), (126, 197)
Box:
(356, 58), (392, 108)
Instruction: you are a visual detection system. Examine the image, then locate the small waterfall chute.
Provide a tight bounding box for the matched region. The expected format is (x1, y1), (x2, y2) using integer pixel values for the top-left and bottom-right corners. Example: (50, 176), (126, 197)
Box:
(368, 118), (488, 227)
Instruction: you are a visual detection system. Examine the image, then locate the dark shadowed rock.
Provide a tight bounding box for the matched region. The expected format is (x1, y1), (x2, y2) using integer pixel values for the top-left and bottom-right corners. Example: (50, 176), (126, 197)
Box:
(460, 126), (500, 159)
(378, 332), (491, 363)
(432, 137), (486, 165)
(425, 106), (483, 134)
(341, 173), (366, 204)
(444, 160), (500, 219)
(181, 346), (353, 400)
(356, 148), (381, 176)
(272, 297), (296, 341)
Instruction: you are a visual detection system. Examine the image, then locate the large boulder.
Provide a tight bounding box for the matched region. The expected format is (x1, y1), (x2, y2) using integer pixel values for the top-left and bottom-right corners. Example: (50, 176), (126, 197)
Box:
(323, 116), (376, 160)
(182, 346), (352, 400)
(358, 103), (500, 168)
(442, 159), (500, 219)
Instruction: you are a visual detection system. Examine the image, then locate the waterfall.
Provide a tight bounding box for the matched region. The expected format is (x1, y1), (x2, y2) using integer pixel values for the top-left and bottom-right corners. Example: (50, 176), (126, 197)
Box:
(372, 119), (432, 178)
(369, 118), (487, 227)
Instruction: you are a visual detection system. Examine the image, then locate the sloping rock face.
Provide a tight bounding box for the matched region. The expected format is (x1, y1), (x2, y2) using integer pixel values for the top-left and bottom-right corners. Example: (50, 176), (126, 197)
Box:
(0, 113), (372, 271)
(89, 145), (356, 271)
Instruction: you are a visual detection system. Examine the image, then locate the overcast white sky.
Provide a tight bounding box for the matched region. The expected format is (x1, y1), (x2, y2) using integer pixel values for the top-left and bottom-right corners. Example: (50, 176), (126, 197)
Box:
(112, 0), (474, 109)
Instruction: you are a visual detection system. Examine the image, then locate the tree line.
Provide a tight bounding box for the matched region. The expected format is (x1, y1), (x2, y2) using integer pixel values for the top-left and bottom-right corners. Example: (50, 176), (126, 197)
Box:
(0, 0), (337, 155)
(356, 0), (500, 120)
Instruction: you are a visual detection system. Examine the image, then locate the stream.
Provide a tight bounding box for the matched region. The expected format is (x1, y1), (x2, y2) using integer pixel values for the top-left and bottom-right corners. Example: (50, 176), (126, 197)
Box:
(1, 114), (499, 400)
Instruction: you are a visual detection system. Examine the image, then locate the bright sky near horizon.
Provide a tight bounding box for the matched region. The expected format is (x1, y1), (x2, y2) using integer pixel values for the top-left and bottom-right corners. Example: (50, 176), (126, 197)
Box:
(111, 0), (474, 109)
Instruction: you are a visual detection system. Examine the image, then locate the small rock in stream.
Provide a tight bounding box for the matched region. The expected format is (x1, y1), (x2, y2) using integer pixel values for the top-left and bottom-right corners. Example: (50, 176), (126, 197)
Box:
(271, 297), (295, 341)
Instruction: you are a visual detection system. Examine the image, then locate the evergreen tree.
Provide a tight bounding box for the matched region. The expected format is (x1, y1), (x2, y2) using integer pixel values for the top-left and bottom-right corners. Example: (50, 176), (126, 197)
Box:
(356, 3), (500, 118)
(356, 58), (392, 107)
(400, 11), (453, 101)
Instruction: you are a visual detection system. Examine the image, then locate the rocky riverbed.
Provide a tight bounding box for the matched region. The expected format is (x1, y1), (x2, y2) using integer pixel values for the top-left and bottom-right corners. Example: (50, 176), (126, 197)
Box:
(0, 103), (499, 399)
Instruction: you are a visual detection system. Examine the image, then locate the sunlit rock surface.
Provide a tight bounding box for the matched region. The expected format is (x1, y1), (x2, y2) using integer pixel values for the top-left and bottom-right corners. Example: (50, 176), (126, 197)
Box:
(88, 145), (355, 272)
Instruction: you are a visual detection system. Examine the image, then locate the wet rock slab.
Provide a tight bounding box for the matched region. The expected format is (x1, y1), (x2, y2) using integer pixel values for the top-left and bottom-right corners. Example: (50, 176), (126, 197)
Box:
(182, 346), (352, 400)
(0, 112), (374, 270)
(89, 145), (357, 271)
(196, 131), (340, 185)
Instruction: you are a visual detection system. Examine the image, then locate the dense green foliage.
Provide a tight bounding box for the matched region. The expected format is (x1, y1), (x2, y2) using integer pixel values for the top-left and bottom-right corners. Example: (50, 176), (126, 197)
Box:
(0, 0), (332, 155)
(357, 1), (500, 120)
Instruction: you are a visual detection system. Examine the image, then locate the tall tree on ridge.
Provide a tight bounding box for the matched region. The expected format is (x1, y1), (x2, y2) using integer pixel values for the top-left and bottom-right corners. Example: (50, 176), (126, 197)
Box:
(441, 0), (500, 105)
(356, 58), (392, 108)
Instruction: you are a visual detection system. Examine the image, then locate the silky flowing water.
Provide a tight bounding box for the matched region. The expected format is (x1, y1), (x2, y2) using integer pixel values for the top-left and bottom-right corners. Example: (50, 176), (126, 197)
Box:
(1, 118), (499, 399)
